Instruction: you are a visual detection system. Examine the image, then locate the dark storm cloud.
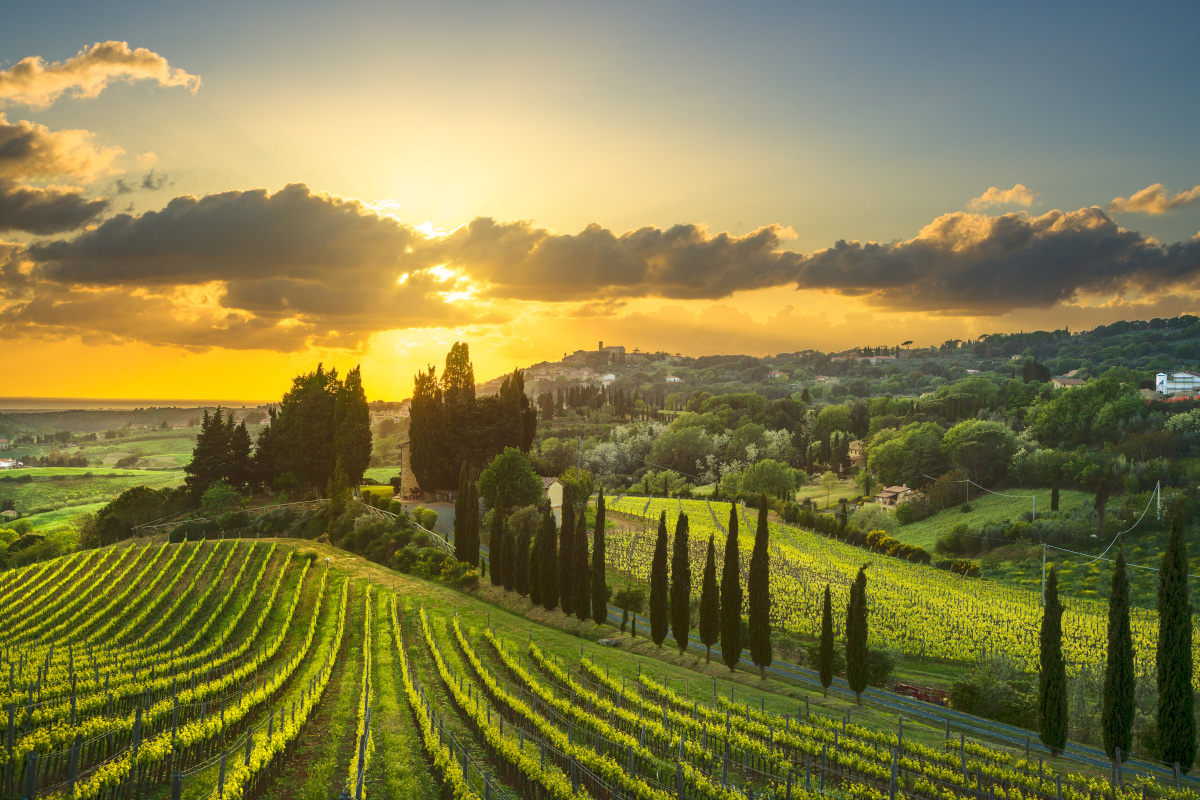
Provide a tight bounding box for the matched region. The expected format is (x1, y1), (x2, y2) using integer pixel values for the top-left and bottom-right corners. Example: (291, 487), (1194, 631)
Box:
(0, 181), (108, 234)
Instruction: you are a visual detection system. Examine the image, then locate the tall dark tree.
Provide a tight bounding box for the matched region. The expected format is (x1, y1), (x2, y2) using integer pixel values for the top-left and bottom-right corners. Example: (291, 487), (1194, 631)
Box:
(559, 484), (576, 616)
(670, 512), (691, 654)
(333, 365), (372, 488)
(720, 503), (743, 671)
(540, 504), (559, 610)
(501, 514), (516, 592)
(489, 509), (504, 588)
(1156, 512), (1195, 771)
(184, 408), (230, 503)
(649, 511), (670, 647)
(573, 510), (590, 622)
(514, 522), (531, 597)
(748, 498), (772, 678)
(846, 566), (868, 705)
(592, 489), (607, 625)
(1038, 566), (1067, 756)
(275, 364), (339, 494)
(1102, 547), (1134, 763)
(698, 534), (719, 663)
(409, 365), (445, 490)
(455, 462), (473, 563)
(251, 406), (281, 490)
(529, 509), (543, 607)
(819, 585), (834, 697)
(227, 420), (253, 492)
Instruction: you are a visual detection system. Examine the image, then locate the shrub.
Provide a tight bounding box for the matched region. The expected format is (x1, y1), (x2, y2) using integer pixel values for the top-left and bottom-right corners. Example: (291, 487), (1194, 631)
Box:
(948, 659), (1037, 728)
(867, 649), (897, 687)
(894, 502), (918, 525)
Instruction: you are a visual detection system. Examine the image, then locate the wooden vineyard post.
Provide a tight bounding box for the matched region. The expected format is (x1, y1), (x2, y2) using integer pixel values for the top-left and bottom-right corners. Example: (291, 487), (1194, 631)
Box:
(171, 771), (182, 800)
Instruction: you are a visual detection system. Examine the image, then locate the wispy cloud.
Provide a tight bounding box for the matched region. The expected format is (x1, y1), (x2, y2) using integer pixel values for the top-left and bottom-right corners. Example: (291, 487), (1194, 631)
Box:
(0, 41), (200, 108)
(967, 183), (1037, 210)
(1107, 183), (1200, 215)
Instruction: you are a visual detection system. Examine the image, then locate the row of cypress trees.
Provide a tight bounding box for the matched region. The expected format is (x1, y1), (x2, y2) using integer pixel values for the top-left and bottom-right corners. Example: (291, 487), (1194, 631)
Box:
(644, 499), (774, 676)
(1039, 511), (1195, 771)
(811, 569), (870, 705)
(487, 484), (608, 625)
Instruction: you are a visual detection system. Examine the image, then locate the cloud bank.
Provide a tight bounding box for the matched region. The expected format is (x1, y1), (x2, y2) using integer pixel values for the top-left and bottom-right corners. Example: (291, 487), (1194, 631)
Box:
(0, 42), (200, 108)
(1108, 183), (1200, 215)
(7, 182), (1200, 351)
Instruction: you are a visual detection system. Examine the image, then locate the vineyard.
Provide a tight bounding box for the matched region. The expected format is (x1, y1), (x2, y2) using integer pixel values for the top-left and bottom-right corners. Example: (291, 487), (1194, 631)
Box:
(603, 496), (1200, 688)
(1, 538), (1197, 800)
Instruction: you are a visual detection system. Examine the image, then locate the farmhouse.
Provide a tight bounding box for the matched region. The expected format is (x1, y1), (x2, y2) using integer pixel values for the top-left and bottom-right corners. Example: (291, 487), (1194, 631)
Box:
(1051, 377), (1085, 390)
(0, 458), (23, 470)
(664, 375), (682, 383)
(541, 476), (563, 519)
(767, 370), (787, 379)
(0, 438), (9, 449)
(875, 485), (912, 509)
(848, 440), (866, 467)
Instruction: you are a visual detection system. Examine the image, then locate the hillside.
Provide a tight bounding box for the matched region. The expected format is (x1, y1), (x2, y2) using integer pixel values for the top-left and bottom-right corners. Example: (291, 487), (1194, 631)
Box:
(1, 538), (1195, 800)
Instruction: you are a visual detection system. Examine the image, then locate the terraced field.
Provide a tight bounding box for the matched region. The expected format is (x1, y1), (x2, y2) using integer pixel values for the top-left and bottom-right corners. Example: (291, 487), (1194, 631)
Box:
(1, 538), (1194, 800)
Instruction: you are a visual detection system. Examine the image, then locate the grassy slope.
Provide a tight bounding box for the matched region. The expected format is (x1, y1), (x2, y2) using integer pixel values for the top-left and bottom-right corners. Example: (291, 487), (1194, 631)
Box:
(891, 488), (1093, 550)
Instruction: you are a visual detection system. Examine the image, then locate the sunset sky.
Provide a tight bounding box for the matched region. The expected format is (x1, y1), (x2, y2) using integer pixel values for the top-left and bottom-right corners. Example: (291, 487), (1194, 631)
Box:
(2, 1), (1199, 401)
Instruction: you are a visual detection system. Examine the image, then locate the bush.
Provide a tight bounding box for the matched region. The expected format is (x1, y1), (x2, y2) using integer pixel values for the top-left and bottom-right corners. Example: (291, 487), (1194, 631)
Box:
(388, 500), (402, 515)
(948, 659), (1037, 729)
(867, 649), (896, 687)
(960, 503), (973, 513)
(8, 535), (61, 568)
(894, 502), (918, 525)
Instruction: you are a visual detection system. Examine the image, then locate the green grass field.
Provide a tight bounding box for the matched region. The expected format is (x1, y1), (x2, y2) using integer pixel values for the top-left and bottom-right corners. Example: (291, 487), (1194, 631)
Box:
(0, 469), (184, 516)
(891, 488), (1093, 550)
(795, 474), (862, 508)
(7, 428), (201, 469)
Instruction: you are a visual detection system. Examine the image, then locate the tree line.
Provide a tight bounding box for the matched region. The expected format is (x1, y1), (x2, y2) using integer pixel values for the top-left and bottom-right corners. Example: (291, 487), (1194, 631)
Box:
(411, 342), (537, 492)
(184, 363), (372, 503)
(1038, 508), (1194, 771)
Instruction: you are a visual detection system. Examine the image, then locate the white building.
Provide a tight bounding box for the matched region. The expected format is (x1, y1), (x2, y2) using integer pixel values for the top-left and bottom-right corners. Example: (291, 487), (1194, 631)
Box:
(665, 375), (682, 383)
(1156, 372), (1200, 396)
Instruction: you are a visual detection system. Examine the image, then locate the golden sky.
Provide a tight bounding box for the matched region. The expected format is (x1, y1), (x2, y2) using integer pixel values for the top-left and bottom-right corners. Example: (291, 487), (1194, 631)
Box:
(2, 9), (1199, 401)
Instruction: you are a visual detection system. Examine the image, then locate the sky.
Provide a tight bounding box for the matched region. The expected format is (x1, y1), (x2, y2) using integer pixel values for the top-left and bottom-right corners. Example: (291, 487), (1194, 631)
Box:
(1, 1), (1199, 401)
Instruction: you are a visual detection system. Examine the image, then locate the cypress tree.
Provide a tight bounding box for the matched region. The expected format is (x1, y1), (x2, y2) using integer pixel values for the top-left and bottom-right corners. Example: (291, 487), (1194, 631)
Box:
(846, 566), (868, 706)
(489, 509), (504, 587)
(514, 522), (531, 597)
(592, 490), (607, 625)
(529, 511), (543, 607)
(1102, 547), (1134, 763)
(819, 584), (834, 697)
(501, 514), (516, 592)
(699, 534), (719, 663)
(455, 462), (470, 563)
(1156, 512), (1195, 771)
(649, 511), (670, 647)
(1038, 566), (1067, 756)
(574, 510), (590, 621)
(559, 484), (576, 616)
(539, 504), (559, 611)
(748, 497), (773, 678)
(720, 503), (743, 671)
(670, 512), (691, 654)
